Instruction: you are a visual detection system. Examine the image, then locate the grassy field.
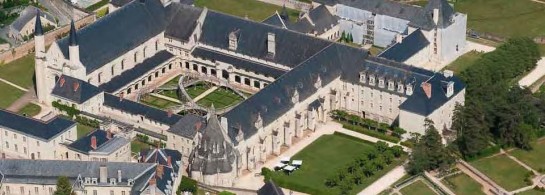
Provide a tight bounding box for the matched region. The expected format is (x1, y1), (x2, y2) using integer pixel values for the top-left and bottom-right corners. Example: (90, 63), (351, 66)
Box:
(517, 188), (545, 195)
(197, 87), (243, 109)
(17, 103), (41, 117)
(271, 134), (406, 194)
(442, 173), (485, 195)
(444, 51), (485, 74)
(131, 140), (152, 153)
(77, 124), (95, 138)
(399, 180), (437, 195)
(509, 140), (545, 172)
(470, 154), (530, 191)
(0, 82), (25, 109)
(158, 90), (179, 100)
(140, 94), (180, 109)
(0, 54), (35, 88)
(186, 82), (212, 99)
(194, 0), (300, 22)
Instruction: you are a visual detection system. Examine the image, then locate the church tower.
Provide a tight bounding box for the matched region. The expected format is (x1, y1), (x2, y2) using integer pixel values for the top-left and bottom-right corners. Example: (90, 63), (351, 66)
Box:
(68, 20), (80, 66)
(34, 10), (48, 104)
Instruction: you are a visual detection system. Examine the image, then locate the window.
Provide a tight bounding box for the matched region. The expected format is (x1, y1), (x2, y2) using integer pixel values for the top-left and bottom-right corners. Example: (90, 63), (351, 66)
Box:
(93, 190), (97, 195)
(110, 190), (114, 195)
(23, 136), (26, 142)
(13, 134), (16, 139)
(4, 131), (7, 136)
(111, 65), (116, 76)
(36, 141), (40, 146)
(35, 187), (38, 194)
(20, 187), (24, 194)
(37, 152), (41, 159)
(5, 141), (8, 148)
(121, 60), (125, 70)
(24, 147), (27, 154)
(134, 51), (139, 63)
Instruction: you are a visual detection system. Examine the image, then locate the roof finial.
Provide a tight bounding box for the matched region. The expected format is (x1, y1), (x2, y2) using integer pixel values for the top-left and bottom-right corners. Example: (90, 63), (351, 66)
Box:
(34, 9), (43, 36)
(69, 20), (78, 46)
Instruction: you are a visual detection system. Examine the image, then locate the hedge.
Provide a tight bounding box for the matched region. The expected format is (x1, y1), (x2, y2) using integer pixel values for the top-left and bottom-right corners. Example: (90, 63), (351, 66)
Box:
(333, 131), (376, 145)
(75, 115), (100, 128)
(52, 101), (80, 117)
(85, 0), (109, 12)
(400, 140), (414, 148)
(465, 145), (501, 162)
(341, 122), (400, 143)
(177, 176), (197, 195)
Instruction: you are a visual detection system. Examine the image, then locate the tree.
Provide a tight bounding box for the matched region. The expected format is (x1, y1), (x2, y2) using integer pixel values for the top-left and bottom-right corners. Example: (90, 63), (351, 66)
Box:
(453, 103), (490, 158)
(374, 141), (389, 153)
(340, 31), (346, 42)
(362, 162), (375, 177)
(407, 119), (455, 174)
(391, 145), (403, 158)
(177, 176), (198, 194)
(54, 176), (76, 195)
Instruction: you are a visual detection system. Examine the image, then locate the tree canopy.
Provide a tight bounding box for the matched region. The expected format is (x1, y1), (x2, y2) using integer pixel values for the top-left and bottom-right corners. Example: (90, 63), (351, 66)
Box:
(407, 119), (455, 174)
(54, 176), (76, 195)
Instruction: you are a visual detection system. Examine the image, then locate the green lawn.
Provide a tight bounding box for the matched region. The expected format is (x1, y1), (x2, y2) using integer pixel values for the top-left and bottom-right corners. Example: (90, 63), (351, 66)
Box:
(0, 82), (25, 109)
(158, 90), (179, 100)
(509, 140), (545, 172)
(194, 0), (300, 22)
(444, 51), (485, 74)
(131, 140), (152, 153)
(470, 154), (530, 191)
(185, 82), (212, 99)
(441, 173), (485, 195)
(77, 124), (95, 138)
(197, 87), (243, 109)
(162, 75), (181, 87)
(271, 134), (406, 194)
(0, 54), (35, 88)
(140, 94), (180, 109)
(399, 180), (437, 195)
(17, 103), (41, 117)
(96, 7), (109, 18)
(517, 188), (545, 195)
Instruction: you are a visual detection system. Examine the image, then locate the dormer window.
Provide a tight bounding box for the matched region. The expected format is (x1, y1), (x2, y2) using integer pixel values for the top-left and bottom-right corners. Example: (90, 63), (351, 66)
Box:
(388, 80), (394, 90)
(378, 77), (385, 88)
(292, 89), (299, 104)
(254, 113), (263, 129)
(446, 81), (454, 97)
(369, 75), (376, 85)
(229, 30), (239, 50)
(314, 76), (322, 88)
(397, 83), (404, 93)
(359, 72), (366, 83)
(406, 84), (413, 95)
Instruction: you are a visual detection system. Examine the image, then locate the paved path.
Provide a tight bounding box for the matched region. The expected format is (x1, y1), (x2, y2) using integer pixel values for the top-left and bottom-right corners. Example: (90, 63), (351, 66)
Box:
(532, 0), (545, 5)
(518, 58), (545, 88)
(0, 77), (27, 92)
(358, 165), (406, 195)
(150, 93), (182, 103)
(424, 171), (456, 195)
(6, 88), (36, 112)
(465, 40), (496, 53)
(193, 86), (218, 102)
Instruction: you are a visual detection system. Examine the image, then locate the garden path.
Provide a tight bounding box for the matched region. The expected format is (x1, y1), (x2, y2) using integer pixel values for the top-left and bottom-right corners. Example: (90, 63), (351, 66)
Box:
(6, 88), (35, 112)
(193, 86), (218, 102)
(358, 165), (406, 195)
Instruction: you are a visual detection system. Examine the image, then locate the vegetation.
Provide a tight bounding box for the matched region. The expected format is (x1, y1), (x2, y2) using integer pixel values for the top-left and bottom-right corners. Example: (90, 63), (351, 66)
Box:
(194, 0), (300, 22)
(518, 187), (545, 195)
(197, 87), (244, 109)
(218, 191), (236, 195)
(441, 173), (485, 195)
(407, 119), (455, 175)
(339, 31), (354, 43)
(470, 154), (530, 191)
(0, 82), (24, 109)
(96, 7), (109, 18)
(140, 94), (180, 109)
(331, 110), (406, 141)
(264, 134), (406, 194)
(54, 176), (76, 195)
(52, 101), (80, 117)
(0, 54), (35, 88)
(131, 140), (151, 153)
(158, 90), (180, 100)
(444, 51), (485, 74)
(452, 38), (544, 159)
(85, 0), (109, 12)
(509, 140), (545, 172)
(177, 176), (198, 195)
(399, 180), (436, 195)
(185, 82), (211, 98)
(77, 124), (94, 138)
(17, 103), (41, 117)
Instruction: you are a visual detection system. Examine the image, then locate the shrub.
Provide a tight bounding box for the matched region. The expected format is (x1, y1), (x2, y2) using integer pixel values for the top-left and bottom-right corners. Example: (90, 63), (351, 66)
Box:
(218, 191), (236, 195)
(342, 123), (400, 143)
(75, 116), (100, 128)
(177, 176), (197, 195)
(465, 145), (501, 161)
(52, 101), (80, 117)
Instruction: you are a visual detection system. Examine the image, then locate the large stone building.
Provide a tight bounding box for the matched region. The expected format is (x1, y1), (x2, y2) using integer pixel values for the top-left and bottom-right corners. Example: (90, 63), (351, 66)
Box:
(30, 0), (465, 188)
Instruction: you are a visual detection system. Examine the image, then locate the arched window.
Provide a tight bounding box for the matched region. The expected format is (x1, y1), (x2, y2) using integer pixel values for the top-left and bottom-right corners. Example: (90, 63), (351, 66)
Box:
(121, 60), (125, 70)
(111, 65), (116, 76)
(143, 47), (148, 58)
(155, 40), (159, 51)
(134, 51), (139, 63)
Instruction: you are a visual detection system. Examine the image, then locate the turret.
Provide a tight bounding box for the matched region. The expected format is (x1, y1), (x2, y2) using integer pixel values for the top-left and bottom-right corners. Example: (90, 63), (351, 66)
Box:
(34, 10), (47, 104)
(69, 20), (80, 65)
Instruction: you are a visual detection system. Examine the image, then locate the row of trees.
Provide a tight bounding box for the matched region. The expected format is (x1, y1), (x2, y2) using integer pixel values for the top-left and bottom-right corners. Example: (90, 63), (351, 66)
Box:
(340, 31), (354, 43)
(324, 141), (404, 194)
(330, 110), (407, 138)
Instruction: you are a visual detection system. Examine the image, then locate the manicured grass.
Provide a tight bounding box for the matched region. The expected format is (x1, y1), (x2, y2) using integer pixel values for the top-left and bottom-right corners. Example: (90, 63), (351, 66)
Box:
(444, 51), (485, 74)
(140, 94), (180, 109)
(0, 54), (35, 88)
(17, 103), (41, 117)
(455, 0), (545, 38)
(158, 90), (179, 100)
(441, 173), (485, 195)
(197, 87), (243, 109)
(399, 180), (437, 195)
(470, 154), (530, 191)
(0, 82), (25, 109)
(271, 134), (406, 194)
(517, 188), (545, 195)
(539, 44), (545, 56)
(162, 75), (181, 87)
(96, 7), (109, 18)
(194, 0), (300, 22)
(185, 82), (211, 99)
(509, 140), (545, 172)
(131, 140), (152, 153)
(77, 124), (95, 138)
(369, 46), (384, 56)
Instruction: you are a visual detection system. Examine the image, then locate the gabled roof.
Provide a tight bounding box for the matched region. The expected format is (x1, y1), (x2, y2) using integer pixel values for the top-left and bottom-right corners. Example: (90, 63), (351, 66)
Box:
(399, 74), (464, 116)
(140, 148), (182, 194)
(258, 180), (285, 195)
(165, 3), (202, 41)
(67, 130), (129, 155)
(110, 0), (135, 7)
(167, 113), (204, 139)
(0, 109), (76, 141)
(103, 93), (182, 126)
(262, 13), (287, 29)
(409, 0), (455, 30)
(305, 4), (339, 34)
(56, 0), (167, 74)
(378, 29), (430, 62)
(11, 6), (54, 33)
(52, 75), (103, 104)
(333, 0), (423, 21)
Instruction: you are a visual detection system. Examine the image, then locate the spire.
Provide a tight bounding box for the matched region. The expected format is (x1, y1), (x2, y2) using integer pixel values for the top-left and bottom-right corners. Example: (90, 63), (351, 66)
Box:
(280, 5), (289, 21)
(34, 9), (43, 36)
(69, 20), (78, 46)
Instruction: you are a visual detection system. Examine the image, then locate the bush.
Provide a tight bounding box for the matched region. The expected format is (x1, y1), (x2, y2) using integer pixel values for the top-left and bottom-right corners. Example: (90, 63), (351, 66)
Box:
(400, 140), (414, 148)
(342, 123), (400, 143)
(85, 0), (109, 11)
(177, 176), (197, 195)
(465, 145), (501, 161)
(218, 191), (236, 195)
(75, 116), (100, 128)
(52, 101), (80, 117)
(261, 167), (272, 182)
(332, 132), (375, 145)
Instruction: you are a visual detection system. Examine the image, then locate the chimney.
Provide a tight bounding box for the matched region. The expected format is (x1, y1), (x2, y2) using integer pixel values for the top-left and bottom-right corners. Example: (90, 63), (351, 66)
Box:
(396, 34), (403, 43)
(60, 77), (65, 87)
(446, 81), (454, 97)
(422, 82), (432, 98)
(91, 136), (97, 150)
(73, 82), (79, 92)
(443, 70), (453, 78)
(267, 32), (276, 57)
(149, 178), (157, 195)
(195, 121), (202, 131)
(167, 156), (172, 167)
(106, 131), (112, 140)
(119, 93), (124, 101)
(117, 170), (122, 183)
(157, 166), (164, 179)
(167, 110), (173, 118)
(432, 9), (439, 25)
(99, 165), (108, 184)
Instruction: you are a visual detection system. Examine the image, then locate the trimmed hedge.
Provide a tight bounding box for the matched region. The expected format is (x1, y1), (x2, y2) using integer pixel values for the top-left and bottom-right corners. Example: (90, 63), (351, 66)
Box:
(75, 115), (100, 128)
(86, 0), (109, 11)
(342, 122), (400, 143)
(177, 176), (197, 195)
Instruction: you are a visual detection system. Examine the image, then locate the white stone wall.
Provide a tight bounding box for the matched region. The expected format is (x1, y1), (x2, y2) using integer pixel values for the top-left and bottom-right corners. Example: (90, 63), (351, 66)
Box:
(438, 13), (467, 67)
(62, 141), (132, 162)
(0, 124), (76, 160)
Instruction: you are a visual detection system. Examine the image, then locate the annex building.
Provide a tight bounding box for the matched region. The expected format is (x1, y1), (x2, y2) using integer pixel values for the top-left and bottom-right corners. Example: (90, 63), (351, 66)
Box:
(27, 0), (465, 188)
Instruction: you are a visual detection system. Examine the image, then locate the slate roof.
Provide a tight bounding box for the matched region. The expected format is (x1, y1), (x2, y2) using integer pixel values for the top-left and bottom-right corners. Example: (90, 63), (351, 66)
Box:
(140, 148), (182, 194)
(335, 0), (423, 21)
(258, 180), (285, 195)
(103, 93), (182, 126)
(11, 6), (54, 32)
(165, 3), (202, 41)
(191, 47), (287, 78)
(199, 10), (332, 67)
(67, 130), (129, 155)
(167, 113), (204, 139)
(262, 6), (338, 35)
(0, 159), (155, 190)
(56, 0), (167, 74)
(99, 50), (174, 93)
(52, 75), (102, 104)
(378, 29), (430, 62)
(34, 10), (43, 36)
(262, 13), (287, 29)
(305, 5), (339, 34)
(110, 0), (134, 7)
(0, 109), (76, 141)
(409, 0), (455, 30)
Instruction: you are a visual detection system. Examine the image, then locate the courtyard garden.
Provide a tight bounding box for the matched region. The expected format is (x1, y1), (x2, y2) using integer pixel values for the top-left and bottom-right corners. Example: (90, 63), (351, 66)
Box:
(186, 82), (212, 99)
(266, 133), (406, 194)
(196, 87), (244, 109)
(399, 180), (437, 195)
(509, 139), (545, 172)
(77, 124), (95, 139)
(139, 94), (180, 109)
(194, 0), (300, 22)
(441, 172), (485, 195)
(470, 154), (530, 191)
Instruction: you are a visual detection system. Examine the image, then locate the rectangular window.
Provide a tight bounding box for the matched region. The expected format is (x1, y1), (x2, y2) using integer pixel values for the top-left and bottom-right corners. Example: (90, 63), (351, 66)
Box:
(35, 187), (38, 194)
(20, 187), (24, 194)
(5, 141), (8, 148)
(94, 190), (97, 195)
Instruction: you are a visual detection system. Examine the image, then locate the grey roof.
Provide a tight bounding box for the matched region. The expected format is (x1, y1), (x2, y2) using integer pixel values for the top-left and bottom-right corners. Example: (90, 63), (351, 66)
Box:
(140, 148), (182, 194)
(409, 0), (455, 30)
(67, 130), (129, 155)
(305, 5), (339, 34)
(191, 47), (287, 78)
(99, 50), (174, 93)
(165, 3), (202, 41)
(334, 0), (423, 21)
(11, 6), (54, 32)
(258, 180), (285, 195)
(167, 113), (204, 139)
(0, 159), (155, 186)
(56, 0), (167, 74)
(34, 10), (43, 36)
(0, 109), (76, 141)
(262, 5), (338, 35)
(103, 93), (183, 126)
(262, 13), (287, 29)
(308, 98), (324, 111)
(110, 0), (134, 7)
(378, 29), (430, 62)
(52, 75), (102, 104)
(199, 10), (332, 67)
